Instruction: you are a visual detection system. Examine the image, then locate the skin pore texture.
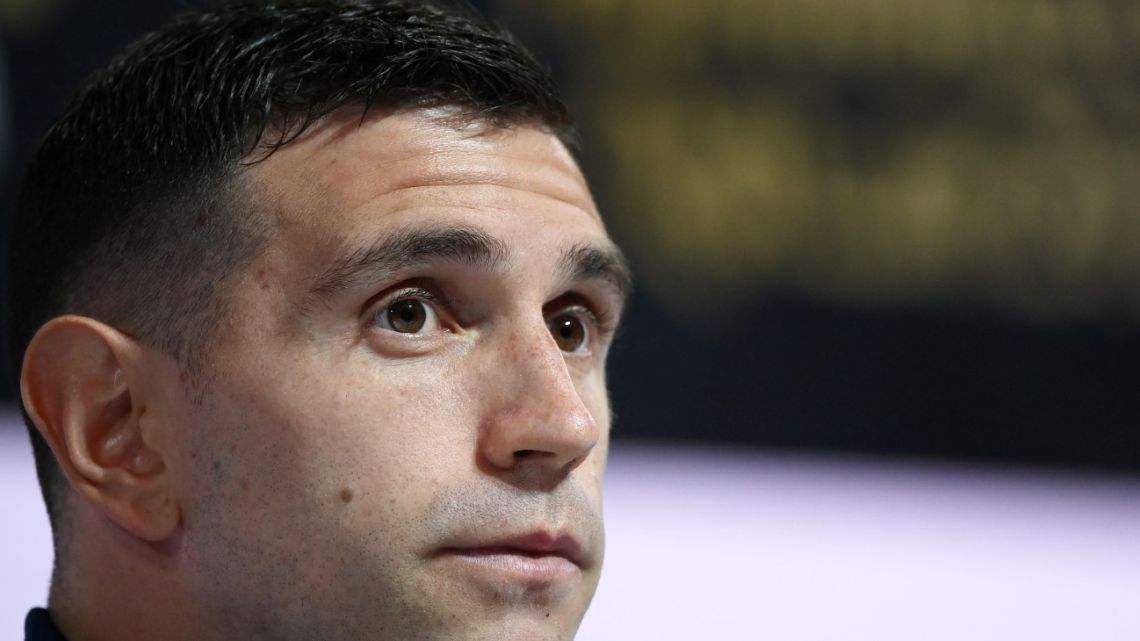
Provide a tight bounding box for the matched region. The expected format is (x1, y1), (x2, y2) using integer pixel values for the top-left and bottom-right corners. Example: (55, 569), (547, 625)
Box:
(35, 108), (627, 641)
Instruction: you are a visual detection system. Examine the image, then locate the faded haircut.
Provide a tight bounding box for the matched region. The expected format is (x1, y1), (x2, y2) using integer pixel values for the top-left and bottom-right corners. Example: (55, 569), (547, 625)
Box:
(6, 0), (575, 530)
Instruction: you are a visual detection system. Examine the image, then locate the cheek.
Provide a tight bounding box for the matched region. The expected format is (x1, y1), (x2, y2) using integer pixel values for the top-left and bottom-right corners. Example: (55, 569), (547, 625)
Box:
(346, 357), (479, 464)
(584, 373), (613, 474)
(176, 356), (479, 577)
(580, 370), (613, 430)
(205, 354), (479, 509)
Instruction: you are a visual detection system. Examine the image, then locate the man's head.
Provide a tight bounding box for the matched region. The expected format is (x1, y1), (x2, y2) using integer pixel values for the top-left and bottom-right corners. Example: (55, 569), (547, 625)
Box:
(8, 2), (629, 639)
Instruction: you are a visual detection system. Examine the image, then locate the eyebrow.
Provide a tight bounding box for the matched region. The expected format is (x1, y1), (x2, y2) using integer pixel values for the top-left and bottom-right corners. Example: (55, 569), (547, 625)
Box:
(307, 225), (509, 304)
(304, 224), (633, 310)
(561, 242), (634, 306)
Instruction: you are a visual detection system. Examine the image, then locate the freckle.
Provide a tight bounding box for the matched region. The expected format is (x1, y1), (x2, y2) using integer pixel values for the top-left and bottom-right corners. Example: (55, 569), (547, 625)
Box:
(239, 478), (250, 491)
(545, 612), (550, 618)
(339, 488), (354, 503)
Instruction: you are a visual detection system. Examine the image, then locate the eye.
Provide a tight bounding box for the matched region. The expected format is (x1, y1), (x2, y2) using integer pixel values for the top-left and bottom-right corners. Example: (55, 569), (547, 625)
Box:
(371, 290), (441, 335)
(387, 299), (429, 333)
(548, 312), (589, 353)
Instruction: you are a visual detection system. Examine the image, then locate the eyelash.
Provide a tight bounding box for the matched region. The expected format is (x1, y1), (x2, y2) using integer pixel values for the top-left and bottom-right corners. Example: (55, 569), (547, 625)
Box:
(367, 285), (449, 331)
(388, 285), (443, 308)
(547, 300), (614, 341)
(365, 282), (618, 346)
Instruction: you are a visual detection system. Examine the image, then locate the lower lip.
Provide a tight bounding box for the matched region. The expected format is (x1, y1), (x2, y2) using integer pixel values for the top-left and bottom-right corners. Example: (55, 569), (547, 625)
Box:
(441, 547), (579, 584)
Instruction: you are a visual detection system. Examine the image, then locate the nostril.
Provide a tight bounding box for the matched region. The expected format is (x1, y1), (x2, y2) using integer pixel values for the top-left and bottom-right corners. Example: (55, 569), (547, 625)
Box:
(513, 449), (542, 459)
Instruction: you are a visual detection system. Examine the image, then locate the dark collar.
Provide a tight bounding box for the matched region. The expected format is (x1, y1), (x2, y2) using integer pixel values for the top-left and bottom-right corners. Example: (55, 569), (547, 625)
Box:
(24, 609), (68, 641)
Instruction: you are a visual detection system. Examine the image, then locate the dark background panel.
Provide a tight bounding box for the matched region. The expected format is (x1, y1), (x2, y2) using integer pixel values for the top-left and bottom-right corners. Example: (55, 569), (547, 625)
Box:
(1, 0), (1137, 474)
(608, 290), (1140, 470)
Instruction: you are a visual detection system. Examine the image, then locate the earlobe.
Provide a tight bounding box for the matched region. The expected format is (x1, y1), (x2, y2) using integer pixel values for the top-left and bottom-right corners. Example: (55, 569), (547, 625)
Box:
(21, 315), (181, 542)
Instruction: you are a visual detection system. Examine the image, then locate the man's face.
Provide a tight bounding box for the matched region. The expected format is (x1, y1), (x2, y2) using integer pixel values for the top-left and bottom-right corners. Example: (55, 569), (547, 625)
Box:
(161, 109), (626, 640)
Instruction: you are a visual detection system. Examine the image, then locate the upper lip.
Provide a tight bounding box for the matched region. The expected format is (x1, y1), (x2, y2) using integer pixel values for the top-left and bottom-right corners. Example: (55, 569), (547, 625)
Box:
(442, 531), (584, 566)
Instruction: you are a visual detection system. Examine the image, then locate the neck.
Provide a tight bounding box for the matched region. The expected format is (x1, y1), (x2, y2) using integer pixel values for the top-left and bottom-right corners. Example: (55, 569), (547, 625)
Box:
(48, 502), (200, 641)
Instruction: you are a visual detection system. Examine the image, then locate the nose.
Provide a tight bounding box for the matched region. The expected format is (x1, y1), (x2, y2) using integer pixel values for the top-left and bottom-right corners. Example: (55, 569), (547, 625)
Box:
(477, 319), (600, 480)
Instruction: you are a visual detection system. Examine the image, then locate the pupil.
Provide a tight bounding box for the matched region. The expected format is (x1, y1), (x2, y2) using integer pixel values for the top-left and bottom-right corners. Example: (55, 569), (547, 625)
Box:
(551, 315), (584, 351)
(399, 304), (416, 323)
(390, 300), (425, 332)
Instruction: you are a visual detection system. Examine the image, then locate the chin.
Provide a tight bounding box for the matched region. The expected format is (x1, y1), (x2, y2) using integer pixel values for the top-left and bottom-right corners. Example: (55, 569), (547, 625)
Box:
(462, 612), (583, 641)
(421, 592), (590, 641)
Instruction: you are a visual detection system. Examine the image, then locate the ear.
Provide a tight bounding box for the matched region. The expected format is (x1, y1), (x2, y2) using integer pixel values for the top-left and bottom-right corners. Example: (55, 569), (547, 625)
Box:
(20, 315), (180, 542)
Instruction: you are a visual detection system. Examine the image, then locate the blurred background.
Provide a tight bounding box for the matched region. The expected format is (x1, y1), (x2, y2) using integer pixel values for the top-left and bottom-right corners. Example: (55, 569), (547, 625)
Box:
(1, 1), (1138, 639)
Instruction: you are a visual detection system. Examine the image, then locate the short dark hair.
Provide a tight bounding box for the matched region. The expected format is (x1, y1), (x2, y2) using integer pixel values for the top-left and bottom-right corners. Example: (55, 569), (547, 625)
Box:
(6, 0), (574, 529)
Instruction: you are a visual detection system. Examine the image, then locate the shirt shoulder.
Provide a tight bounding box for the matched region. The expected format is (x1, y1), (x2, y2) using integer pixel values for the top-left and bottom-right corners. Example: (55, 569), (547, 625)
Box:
(24, 608), (69, 641)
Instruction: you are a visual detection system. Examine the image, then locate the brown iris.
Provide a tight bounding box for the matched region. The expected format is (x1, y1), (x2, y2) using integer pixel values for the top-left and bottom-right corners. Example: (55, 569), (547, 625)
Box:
(549, 314), (587, 352)
(388, 299), (428, 333)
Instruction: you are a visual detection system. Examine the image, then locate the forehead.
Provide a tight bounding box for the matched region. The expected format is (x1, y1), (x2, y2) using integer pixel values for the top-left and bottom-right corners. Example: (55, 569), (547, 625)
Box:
(224, 107), (629, 346)
(244, 108), (603, 246)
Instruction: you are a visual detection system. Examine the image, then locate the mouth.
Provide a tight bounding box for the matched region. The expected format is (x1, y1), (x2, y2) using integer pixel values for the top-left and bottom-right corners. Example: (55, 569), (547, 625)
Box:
(437, 531), (584, 585)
